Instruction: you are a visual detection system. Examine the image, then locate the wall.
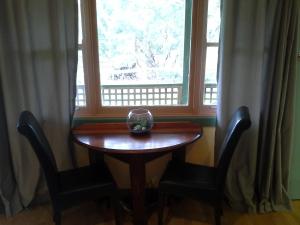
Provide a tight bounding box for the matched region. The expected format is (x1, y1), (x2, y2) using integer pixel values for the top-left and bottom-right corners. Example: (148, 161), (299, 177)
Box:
(75, 127), (215, 188)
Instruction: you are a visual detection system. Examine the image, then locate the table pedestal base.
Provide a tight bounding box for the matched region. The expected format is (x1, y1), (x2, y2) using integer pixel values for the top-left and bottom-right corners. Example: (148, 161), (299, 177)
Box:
(129, 157), (147, 225)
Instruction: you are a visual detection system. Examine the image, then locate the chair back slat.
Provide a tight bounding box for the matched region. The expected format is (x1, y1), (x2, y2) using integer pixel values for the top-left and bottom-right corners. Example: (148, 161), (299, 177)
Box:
(216, 106), (251, 190)
(17, 111), (59, 199)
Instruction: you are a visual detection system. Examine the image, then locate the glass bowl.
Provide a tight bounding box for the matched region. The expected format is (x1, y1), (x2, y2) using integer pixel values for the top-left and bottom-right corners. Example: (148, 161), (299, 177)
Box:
(127, 108), (153, 134)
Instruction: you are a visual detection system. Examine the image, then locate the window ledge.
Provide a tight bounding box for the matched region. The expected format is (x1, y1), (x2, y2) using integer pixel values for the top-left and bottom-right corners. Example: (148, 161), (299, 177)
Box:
(72, 115), (216, 127)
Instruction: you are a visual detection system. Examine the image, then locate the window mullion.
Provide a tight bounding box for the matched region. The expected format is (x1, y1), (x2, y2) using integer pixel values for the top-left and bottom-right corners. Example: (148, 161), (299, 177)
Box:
(189, 0), (207, 115)
(206, 42), (219, 47)
(82, 0), (101, 114)
(182, 0), (193, 105)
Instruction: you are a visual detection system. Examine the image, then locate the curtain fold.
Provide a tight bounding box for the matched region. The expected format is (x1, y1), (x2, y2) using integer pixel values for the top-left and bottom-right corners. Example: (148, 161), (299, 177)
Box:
(216, 0), (298, 212)
(0, 0), (77, 215)
(0, 79), (23, 215)
(256, 0), (298, 212)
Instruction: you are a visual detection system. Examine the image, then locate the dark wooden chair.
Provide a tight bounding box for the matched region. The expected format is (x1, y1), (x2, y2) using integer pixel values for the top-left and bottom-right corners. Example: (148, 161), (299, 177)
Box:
(17, 111), (121, 225)
(158, 106), (251, 225)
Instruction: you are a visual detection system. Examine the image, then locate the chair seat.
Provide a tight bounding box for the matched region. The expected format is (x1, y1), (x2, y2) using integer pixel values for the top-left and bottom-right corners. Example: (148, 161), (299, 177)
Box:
(160, 161), (219, 201)
(59, 163), (114, 192)
(57, 163), (116, 208)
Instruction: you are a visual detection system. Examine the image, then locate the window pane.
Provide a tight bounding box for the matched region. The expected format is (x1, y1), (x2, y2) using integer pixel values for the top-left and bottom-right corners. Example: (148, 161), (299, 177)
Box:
(96, 0), (189, 107)
(204, 47), (218, 105)
(76, 50), (86, 107)
(76, 1), (85, 107)
(207, 0), (221, 43)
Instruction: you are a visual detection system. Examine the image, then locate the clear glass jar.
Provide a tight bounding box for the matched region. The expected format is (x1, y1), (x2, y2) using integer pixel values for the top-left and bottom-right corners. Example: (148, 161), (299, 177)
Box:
(127, 108), (153, 134)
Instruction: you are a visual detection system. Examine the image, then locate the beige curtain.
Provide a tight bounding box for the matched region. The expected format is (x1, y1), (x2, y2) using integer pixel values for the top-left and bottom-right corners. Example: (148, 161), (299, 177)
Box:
(0, 0), (77, 215)
(215, 0), (298, 212)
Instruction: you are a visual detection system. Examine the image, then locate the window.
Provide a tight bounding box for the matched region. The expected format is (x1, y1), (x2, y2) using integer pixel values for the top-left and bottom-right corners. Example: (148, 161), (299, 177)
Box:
(76, 1), (86, 107)
(76, 0), (220, 117)
(203, 0), (220, 106)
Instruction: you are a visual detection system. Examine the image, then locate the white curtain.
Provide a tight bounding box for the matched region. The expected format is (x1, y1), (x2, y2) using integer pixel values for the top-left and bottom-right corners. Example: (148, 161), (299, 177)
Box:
(215, 0), (298, 212)
(0, 0), (77, 215)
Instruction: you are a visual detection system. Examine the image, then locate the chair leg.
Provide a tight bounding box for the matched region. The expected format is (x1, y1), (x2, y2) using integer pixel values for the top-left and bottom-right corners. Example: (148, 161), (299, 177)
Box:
(53, 211), (61, 225)
(158, 191), (166, 225)
(106, 196), (111, 209)
(214, 206), (222, 225)
(112, 196), (122, 225)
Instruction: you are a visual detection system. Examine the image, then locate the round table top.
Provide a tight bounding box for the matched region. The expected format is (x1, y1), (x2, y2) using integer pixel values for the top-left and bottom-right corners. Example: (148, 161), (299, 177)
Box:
(72, 122), (202, 155)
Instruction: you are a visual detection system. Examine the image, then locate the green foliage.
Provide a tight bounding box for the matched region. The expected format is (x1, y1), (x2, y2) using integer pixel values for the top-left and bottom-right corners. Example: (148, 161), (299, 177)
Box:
(96, 0), (185, 82)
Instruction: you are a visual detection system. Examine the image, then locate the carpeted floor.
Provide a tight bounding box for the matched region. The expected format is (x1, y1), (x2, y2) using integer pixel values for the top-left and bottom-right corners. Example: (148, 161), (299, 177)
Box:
(1, 199), (300, 225)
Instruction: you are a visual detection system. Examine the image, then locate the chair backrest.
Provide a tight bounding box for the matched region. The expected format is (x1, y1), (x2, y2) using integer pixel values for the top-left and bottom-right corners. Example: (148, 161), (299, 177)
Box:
(216, 106), (251, 191)
(17, 111), (59, 200)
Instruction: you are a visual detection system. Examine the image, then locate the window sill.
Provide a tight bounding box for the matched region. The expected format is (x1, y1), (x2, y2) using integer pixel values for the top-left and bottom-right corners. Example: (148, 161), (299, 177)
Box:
(72, 115), (216, 127)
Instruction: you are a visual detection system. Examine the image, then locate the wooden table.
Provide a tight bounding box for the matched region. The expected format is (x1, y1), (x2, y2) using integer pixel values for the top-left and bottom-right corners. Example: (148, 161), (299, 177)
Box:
(72, 122), (202, 225)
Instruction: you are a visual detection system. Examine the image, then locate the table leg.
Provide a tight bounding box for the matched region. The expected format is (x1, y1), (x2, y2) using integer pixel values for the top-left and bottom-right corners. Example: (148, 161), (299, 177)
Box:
(129, 157), (147, 225)
(172, 146), (186, 162)
(88, 149), (104, 165)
